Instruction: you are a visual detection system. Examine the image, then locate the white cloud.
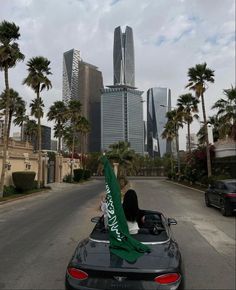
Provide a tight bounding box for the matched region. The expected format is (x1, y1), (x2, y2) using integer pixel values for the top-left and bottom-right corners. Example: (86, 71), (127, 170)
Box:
(0, 0), (235, 150)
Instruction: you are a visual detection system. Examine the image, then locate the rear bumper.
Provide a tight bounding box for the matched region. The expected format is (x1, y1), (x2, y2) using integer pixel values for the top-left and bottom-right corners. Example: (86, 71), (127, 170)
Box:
(65, 276), (183, 290)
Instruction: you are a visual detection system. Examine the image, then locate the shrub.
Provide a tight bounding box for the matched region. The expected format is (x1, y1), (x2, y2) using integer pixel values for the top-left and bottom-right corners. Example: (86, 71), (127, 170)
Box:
(83, 169), (91, 180)
(12, 171), (36, 192)
(73, 169), (84, 182)
(3, 185), (18, 196)
(63, 174), (73, 183)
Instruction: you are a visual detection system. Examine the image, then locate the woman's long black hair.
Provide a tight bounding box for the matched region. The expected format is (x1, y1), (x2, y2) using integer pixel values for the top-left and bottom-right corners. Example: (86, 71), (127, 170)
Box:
(123, 189), (139, 222)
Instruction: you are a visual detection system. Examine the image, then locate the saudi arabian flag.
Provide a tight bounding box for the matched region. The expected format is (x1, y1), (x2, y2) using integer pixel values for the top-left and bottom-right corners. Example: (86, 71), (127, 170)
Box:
(101, 156), (151, 263)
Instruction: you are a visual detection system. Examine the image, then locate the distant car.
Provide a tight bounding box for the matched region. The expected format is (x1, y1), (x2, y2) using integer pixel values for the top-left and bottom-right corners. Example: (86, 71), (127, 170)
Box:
(205, 179), (236, 216)
(65, 210), (184, 290)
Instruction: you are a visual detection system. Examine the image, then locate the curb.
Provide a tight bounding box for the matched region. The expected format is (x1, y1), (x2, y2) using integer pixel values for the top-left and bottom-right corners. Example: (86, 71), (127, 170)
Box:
(0, 188), (51, 205)
(164, 180), (205, 193)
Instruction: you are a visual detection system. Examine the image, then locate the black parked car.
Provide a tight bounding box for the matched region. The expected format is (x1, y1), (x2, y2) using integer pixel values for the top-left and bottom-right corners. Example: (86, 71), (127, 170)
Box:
(65, 210), (184, 290)
(205, 179), (236, 216)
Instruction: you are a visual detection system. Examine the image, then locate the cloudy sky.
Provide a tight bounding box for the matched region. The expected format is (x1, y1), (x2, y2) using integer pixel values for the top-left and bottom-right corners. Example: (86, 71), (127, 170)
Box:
(0, 0), (235, 149)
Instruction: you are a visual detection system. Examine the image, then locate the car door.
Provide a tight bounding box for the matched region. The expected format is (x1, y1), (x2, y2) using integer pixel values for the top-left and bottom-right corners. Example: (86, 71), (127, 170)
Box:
(209, 181), (220, 206)
(208, 181), (217, 205)
(215, 181), (227, 206)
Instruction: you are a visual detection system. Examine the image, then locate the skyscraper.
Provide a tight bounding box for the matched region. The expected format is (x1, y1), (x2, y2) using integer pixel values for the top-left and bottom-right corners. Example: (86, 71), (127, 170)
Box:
(113, 26), (135, 87)
(62, 49), (103, 152)
(101, 86), (144, 154)
(101, 26), (144, 154)
(147, 87), (172, 157)
(63, 49), (80, 102)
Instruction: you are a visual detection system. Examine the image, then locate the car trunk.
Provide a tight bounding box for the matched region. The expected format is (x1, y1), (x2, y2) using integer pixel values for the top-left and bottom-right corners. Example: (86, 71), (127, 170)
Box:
(67, 238), (181, 289)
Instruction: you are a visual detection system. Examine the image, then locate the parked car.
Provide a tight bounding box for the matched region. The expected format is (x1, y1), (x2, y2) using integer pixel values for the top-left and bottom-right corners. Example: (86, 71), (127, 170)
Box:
(65, 210), (184, 290)
(205, 179), (236, 216)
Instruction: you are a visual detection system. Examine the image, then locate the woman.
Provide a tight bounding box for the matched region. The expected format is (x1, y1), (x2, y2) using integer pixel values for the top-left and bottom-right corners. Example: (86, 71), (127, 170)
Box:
(123, 189), (142, 234)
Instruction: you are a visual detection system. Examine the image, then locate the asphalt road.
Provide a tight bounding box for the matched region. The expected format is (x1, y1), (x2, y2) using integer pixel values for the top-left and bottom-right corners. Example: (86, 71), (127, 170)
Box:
(0, 178), (235, 290)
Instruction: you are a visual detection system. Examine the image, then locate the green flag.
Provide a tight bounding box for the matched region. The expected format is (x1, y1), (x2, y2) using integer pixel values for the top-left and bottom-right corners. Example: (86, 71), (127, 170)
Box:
(101, 156), (151, 263)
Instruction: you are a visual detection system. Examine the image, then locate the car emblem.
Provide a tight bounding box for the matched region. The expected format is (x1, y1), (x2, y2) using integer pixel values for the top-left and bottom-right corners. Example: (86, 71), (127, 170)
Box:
(113, 276), (127, 282)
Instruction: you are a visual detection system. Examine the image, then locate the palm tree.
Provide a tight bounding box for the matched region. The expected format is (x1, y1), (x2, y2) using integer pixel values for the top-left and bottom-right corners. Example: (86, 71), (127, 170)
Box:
(29, 97), (44, 150)
(13, 109), (28, 141)
(0, 89), (26, 141)
(212, 86), (236, 140)
(177, 93), (199, 153)
(65, 99), (82, 160)
(24, 119), (37, 143)
(0, 20), (24, 196)
(162, 109), (183, 174)
(106, 141), (137, 180)
(47, 101), (67, 153)
(23, 56), (52, 188)
(77, 116), (90, 154)
(186, 62), (215, 177)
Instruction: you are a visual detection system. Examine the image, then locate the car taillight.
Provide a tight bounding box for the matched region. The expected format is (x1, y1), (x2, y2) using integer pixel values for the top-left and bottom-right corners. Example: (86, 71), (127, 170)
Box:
(67, 267), (88, 280)
(225, 193), (236, 197)
(154, 273), (180, 284)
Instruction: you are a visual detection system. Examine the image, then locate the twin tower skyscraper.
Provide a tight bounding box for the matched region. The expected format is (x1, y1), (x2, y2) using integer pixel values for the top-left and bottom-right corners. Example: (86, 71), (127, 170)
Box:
(63, 26), (144, 154)
(113, 26), (135, 87)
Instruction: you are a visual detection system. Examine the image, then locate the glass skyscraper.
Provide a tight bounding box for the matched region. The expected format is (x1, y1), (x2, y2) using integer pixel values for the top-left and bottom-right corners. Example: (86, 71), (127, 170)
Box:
(101, 26), (144, 154)
(147, 87), (172, 157)
(62, 49), (103, 152)
(113, 26), (135, 87)
(101, 86), (144, 154)
(63, 49), (80, 103)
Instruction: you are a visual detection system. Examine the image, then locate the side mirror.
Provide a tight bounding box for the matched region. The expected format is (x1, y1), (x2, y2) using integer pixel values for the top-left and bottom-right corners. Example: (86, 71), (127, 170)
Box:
(168, 218), (177, 226)
(91, 216), (100, 223)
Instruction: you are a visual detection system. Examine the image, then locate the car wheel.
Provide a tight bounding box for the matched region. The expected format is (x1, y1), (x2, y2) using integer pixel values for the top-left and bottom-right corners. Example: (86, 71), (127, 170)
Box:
(220, 200), (232, 216)
(205, 193), (211, 207)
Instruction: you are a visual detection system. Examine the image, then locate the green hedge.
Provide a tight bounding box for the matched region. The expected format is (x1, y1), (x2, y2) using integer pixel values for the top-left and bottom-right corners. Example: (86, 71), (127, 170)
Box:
(73, 169), (91, 182)
(12, 171), (36, 192)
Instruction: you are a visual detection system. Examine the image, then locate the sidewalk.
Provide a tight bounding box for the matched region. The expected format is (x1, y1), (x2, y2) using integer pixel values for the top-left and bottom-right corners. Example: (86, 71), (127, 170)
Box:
(0, 182), (81, 205)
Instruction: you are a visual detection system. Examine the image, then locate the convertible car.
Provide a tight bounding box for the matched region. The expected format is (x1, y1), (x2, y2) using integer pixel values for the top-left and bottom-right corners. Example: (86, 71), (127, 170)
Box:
(65, 210), (184, 290)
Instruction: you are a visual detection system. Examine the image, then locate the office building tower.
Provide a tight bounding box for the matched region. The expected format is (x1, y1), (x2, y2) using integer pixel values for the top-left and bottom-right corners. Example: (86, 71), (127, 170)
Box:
(63, 49), (80, 103)
(78, 61), (103, 152)
(147, 87), (172, 157)
(101, 86), (144, 154)
(62, 49), (103, 152)
(113, 26), (135, 87)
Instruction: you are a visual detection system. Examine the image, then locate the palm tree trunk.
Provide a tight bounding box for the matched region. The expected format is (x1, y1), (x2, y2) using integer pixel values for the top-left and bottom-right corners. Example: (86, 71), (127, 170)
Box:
(7, 112), (13, 144)
(71, 130), (75, 182)
(58, 135), (61, 154)
(201, 93), (212, 177)
(175, 126), (180, 175)
(0, 66), (10, 197)
(187, 121), (191, 153)
(37, 91), (42, 189)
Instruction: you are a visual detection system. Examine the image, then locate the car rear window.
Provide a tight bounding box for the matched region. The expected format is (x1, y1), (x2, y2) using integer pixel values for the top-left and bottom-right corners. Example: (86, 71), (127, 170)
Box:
(227, 182), (236, 192)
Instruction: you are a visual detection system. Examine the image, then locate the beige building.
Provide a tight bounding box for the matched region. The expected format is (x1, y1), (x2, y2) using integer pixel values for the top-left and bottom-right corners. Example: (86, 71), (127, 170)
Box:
(0, 138), (80, 187)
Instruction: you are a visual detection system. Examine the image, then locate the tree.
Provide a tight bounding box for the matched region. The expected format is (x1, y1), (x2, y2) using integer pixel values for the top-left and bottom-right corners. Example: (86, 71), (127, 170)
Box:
(186, 62), (215, 177)
(24, 119), (37, 143)
(23, 56), (52, 188)
(64, 99), (82, 160)
(212, 86), (236, 140)
(0, 89), (26, 141)
(106, 141), (137, 181)
(77, 116), (90, 154)
(0, 20), (25, 196)
(197, 115), (222, 145)
(47, 101), (67, 153)
(177, 93), (199, 153)
(162, 109), (183, 174)
(13, 108), (28, 141)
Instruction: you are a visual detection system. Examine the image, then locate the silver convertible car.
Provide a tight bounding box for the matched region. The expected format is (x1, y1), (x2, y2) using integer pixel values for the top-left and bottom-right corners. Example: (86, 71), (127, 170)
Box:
(65, 209), (185, 290)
